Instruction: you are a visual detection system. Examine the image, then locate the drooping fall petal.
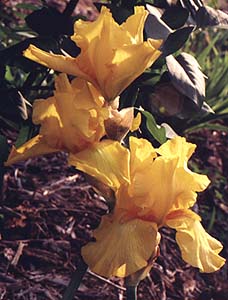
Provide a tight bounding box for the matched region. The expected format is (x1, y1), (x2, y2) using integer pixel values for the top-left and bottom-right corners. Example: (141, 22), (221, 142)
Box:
(24, 6), (162, 101)
(24, 45), (85, 78)
(82, 213), (158, 278)
(69, 140), (130, 190)
(166, 210), (226, 272)
(5, 135), (58, 166)
(171, 167), (210, 210)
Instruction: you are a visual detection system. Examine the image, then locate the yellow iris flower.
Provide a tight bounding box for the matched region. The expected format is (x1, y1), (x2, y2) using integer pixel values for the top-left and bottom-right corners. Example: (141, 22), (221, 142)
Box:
(69, 136), (225, 278)
(23, 6), (162, 101)
(5, 74), (109, 166)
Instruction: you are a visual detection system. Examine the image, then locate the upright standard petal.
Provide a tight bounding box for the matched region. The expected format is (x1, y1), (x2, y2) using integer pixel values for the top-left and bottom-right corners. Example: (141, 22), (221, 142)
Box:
(129, 136), (157, 175)
(69, 140), (130, 190)
(24, 6), (162, 101)
(82, 213), (158, 278)
(128, 156), (179, 224)
(166, 210), (226, 272)
(157, 136), (196, 167)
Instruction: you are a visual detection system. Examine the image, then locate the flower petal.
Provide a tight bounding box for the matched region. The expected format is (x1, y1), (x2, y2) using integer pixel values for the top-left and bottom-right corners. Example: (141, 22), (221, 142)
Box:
(24, 7), (162, 101)
(172, 167), (210, 209)
(121, 6), (148, 43)
(69, 140), (130, 190)
(5, 135), (58, 166)
(157, 136), (196, 167)
(82, 214), (158, 278)
(129, 137), (156, 178)
(130, 112), (141, 132)
(33, 74), (107, 152)
(24, 45), (88, 79)
(166, 210), (226, 272)
(105, 41), (161, 100)
(128, 156), (179, 224)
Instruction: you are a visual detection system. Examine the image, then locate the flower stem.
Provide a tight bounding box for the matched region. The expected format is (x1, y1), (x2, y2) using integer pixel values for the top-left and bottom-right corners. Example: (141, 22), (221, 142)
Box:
(62, 260), (87, 300)
(126, 285), (137, 300)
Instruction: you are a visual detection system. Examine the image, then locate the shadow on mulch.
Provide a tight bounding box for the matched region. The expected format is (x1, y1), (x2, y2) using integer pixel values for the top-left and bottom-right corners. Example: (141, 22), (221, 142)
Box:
(0, 129), (227, 300)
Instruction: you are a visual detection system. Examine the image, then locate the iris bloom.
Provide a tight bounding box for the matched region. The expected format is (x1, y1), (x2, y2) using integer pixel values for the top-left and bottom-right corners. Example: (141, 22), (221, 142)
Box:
(69, 136), (225, 278)
(5, 74), (109, 166)
(23, 6), (162, 101)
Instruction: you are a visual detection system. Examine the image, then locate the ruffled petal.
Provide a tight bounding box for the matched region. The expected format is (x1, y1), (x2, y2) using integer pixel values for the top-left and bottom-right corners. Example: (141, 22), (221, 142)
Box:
(172, 167), (210, 209)
(166, 210), (226, 272)
(82, 213), (158, 278)
(121, 6), (148, 43)
(129, 137), (156, 175)
(68, 140), (130, 190)
(32, 97), (59, 124)
(24, 8), (162, 101)
(157, 136), (196, 167)
(33, 75), (107, 152)
(129, 156), (179, 224)
(4, 135), (59, 166)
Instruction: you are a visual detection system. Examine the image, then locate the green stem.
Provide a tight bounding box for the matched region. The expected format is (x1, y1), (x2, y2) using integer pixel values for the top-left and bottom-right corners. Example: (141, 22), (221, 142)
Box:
(63, 0), (79, 17)
(62, 260), (88, 300)
(126, 285), (137, 300)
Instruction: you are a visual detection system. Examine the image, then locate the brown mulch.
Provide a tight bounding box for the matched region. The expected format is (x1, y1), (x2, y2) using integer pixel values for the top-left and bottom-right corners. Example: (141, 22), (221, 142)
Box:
(0, 127), (228, 300)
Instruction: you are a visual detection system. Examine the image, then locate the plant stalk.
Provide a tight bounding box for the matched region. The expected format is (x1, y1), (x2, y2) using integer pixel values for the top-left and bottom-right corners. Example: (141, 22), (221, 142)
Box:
(126, 285), (137, 300)
(62, 260), (88, 300)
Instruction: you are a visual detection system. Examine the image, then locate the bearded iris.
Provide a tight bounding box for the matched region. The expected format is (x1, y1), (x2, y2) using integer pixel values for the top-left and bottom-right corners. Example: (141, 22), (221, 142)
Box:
(5, 74), (109, 166)
(69, 136), (225, 278)
(23, 6), (162, 101)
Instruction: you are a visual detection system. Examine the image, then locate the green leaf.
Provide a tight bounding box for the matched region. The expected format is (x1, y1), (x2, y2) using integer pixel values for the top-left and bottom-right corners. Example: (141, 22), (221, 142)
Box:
(141, 110), (167, 144)
(185, 122), (228, 134)
(196, 6), (228, 29)
(25, 7), (74, 36)
(0, 135), (9, 164)
(15, 3), (40, 10)
(0, 135), (9, 195)
(161, 26), (194, 57)
(161, 6), (189, 29)
(15, 124), (33, 148)
(166, 53), (206, 108)
(0, 87), (28, 122)
(145, 4), (172, 40)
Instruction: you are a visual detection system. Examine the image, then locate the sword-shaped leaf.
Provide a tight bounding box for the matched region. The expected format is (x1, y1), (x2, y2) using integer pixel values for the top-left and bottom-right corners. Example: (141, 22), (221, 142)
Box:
(166, 53), (206, 107)
(196, 6), (228, 29)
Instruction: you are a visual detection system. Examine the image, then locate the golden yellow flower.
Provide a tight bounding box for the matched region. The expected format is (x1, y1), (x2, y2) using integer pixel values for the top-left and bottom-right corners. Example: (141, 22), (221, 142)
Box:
(69, 136), (225, 278)
(5, 74), (109, 166)
(23, 6), (162, 101)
